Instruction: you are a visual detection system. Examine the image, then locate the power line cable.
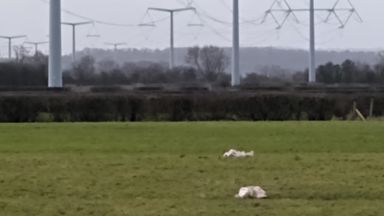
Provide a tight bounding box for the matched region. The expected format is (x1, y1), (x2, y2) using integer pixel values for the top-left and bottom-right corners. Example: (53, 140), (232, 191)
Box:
(193, 11), (232, 42)
(38, 0), (169, 27)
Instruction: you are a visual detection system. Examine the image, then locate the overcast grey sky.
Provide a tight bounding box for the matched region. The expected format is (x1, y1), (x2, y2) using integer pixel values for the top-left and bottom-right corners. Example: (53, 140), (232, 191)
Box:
(0, 0), (382, 56)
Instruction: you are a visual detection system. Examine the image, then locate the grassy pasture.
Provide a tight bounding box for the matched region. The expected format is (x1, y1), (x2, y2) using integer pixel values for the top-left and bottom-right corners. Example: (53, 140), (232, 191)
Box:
(0, 122), (383, 216)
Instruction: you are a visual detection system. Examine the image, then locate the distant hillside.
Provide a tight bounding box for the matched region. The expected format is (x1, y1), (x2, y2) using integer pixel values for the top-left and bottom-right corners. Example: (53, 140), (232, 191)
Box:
(66, 47), (380, 74)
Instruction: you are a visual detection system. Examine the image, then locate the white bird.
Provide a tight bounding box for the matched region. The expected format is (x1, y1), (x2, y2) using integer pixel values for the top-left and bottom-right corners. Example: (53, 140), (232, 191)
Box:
(223, 149), (254, 158)
(235, 186), (267, 199)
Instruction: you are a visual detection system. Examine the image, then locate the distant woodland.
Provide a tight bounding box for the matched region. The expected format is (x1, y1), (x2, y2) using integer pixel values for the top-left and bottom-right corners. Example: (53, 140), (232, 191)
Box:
(0, 46), (383, 87)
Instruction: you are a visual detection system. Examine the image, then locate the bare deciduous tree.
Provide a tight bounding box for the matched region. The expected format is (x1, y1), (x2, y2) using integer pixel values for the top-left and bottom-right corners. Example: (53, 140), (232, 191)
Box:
(185, 46), (229, 81)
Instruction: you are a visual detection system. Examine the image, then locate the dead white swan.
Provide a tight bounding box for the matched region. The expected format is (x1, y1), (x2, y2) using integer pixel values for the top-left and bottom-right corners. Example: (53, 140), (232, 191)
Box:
(235, 186), (267, 199)
(223, 149), (254, 158)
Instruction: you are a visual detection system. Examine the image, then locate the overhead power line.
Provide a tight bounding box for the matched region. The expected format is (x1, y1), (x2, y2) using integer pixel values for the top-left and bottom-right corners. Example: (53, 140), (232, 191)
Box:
(262, 0), (362, 83)
(38, 0), (169, 28)
(105, 42), (127, 61)
(24, 41), (48, 55)
(105, 42), (127, 51)
(62, 21), (93, 62)
(0, 35), (27, 59)
(147, 7), (196, 69)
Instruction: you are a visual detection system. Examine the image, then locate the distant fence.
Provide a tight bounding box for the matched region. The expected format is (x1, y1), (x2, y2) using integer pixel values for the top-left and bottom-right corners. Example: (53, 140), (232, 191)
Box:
(0, 90), (382, 122)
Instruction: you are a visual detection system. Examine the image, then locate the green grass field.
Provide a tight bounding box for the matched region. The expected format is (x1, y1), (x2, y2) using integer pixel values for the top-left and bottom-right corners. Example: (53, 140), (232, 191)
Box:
(0, 122), (383, 216)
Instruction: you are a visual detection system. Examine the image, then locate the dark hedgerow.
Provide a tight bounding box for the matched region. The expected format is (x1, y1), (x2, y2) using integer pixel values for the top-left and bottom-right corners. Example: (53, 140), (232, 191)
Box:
(0, 92), (382, 122)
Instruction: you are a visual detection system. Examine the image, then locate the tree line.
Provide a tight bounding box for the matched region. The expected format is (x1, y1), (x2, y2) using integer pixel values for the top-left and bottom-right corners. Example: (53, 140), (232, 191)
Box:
(315, 59), (384, 84)
(0, 46), (383, 87)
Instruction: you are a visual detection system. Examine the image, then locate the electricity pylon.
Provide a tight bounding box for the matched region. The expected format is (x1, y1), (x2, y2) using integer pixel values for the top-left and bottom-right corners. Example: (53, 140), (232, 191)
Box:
(105, 42), (126, 51)
(62, 21), (93, 63)
(232, 0), (240, 86)
(0, 35), (27, 59)
(24, 41), (48, 55)
(147, 7), (196, 69)
(105, 42), (126, 61)
(49, 0), (62, 88)
(262, 0), (362, 83)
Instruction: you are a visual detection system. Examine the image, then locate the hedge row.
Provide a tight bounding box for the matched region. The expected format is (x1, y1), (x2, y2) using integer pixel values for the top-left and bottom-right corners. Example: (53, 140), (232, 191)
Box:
(0, 92), (382, 122)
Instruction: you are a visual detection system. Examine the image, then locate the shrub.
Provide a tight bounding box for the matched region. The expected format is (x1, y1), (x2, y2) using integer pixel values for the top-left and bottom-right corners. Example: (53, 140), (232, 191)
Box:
(0, 92), (382, 122)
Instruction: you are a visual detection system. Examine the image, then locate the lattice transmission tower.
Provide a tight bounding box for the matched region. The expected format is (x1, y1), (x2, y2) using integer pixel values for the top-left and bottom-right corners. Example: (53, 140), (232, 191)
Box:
(262, 0), (362, 83)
